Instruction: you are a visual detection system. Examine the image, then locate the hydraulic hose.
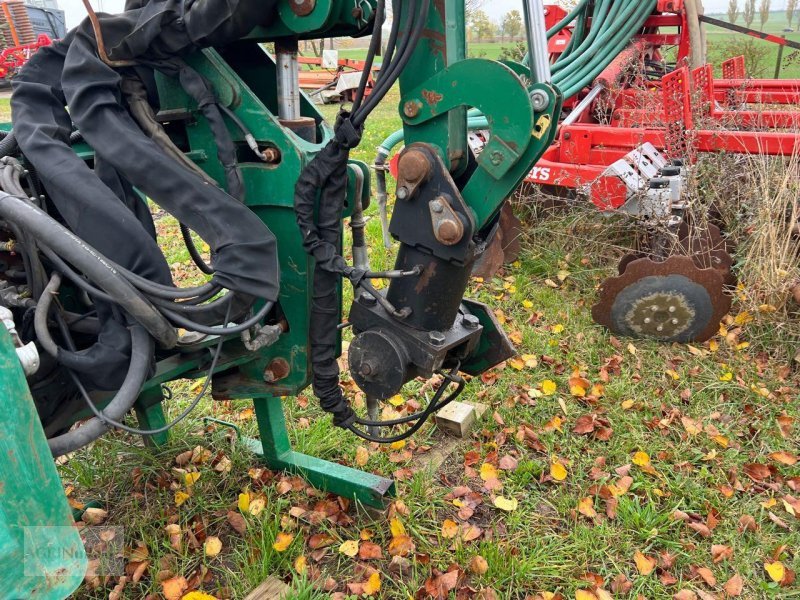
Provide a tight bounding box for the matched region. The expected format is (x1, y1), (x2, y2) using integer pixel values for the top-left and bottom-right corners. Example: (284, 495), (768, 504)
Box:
(0, 193), (177, 348)
(34, 272), (62, 358)
(47, 324), (153, 457)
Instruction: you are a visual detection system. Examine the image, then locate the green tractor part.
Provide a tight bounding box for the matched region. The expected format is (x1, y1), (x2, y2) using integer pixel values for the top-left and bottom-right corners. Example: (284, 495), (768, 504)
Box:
(0, 0), (562, 596)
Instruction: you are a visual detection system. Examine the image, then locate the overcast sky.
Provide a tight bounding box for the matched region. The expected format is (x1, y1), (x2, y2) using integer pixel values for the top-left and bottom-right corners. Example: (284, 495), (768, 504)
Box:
(60, 0), (788, 29)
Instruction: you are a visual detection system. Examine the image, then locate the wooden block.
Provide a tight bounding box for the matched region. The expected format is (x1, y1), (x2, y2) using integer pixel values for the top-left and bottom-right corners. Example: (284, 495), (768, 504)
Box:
(435, 401), (477, 438)
(244, 577), (290, 600)
(465, 401), (489, 420)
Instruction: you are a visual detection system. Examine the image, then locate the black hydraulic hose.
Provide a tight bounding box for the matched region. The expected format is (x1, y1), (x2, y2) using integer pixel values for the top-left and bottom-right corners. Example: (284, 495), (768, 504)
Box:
(47, 324), (153, 457)
(0, 193), (177, 348)
(180, 223), (215, 275)
(0, 130), (18, 158)
(34, 273), (62, 357)
(39, 244), (115, 303)
(351, 0), (385, 115)
(158, 299), (273, 336)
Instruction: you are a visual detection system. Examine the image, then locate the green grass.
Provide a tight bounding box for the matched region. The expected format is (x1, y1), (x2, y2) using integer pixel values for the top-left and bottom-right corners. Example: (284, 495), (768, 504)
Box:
(59, 83), (800, 599)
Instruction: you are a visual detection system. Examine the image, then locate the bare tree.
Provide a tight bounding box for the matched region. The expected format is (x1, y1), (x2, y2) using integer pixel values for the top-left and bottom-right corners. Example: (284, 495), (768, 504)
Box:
(787, 0), (798, 27)
(759, 0), (771, 27)
(727, 0), (739, 23)
(465, 0), (484, 18)
(743, 0), (757, 27)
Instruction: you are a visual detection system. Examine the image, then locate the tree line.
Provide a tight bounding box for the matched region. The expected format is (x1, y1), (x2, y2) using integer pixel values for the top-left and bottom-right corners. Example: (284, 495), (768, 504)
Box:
(728, 0), (800, 29)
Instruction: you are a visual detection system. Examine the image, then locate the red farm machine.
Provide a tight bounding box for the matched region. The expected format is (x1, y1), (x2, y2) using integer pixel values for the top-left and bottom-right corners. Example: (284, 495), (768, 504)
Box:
(378, 0), (800, 344)
(0, 0), (64, 83)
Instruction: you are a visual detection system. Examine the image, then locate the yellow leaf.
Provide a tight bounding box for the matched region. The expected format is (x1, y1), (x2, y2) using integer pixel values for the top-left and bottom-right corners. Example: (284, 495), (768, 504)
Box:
(552, 324), (565, 334)
(634, 551), (657, 576)
(575, 591), (598, 600)
(480, 463), (499, 481)
(557, 270), (571, 282)
(766, 561), (785, 583)
(550, 462), (568, 482)
(761, 497), (778, 509)
(544, 415), (563, 433)
(294, 555), (307, 575)
(665, 369), (681, 381)
(272, 532), (294, 552)
(541, 380), (558, 396)
(174, 491), (190, 507)
(523, 300), (534, 309)
(493, 496), (518, 512)
(355, 446), (369, 467)
(184, 472), (201, 487)
(390, 518), (406, 538)
(388, 395), (405, 407)
(248, 497), (266, 517)
(522, 354), (539, 368)
(627, 343), (637, 355)
(570, 384), (587, 397)
(713, 435), (729, 448)
(734, 312), (754, 326)
(621, 399), (635, 410)
(633, 451), (651, 467)
(441, 519), (459, 539)
(578, 497), (597, 518)
(509, 357), (526, 371)
(339, 540), (359, 558)
(238, 493), (250, 513)
(390, 440), (407, 451)
(182, 593), (218, 600)
(204, 536), (222, 558)
(720, 372), (733, 382)
(736, 342), (750, 351)
(709, 339), (719, 352)
(362, 572), (381, 596)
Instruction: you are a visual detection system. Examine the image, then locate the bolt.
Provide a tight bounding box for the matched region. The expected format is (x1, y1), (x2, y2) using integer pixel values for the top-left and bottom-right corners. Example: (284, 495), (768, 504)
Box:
(360, 363), (374, 377)
(431, 199), (444, 213)
(490, 151), (505, 166)
(564, 132), (572, 141)
(289, 0), (316, 16)
(403, 101), (421, 119)
(436, 219), (463, 245)
(398, 149), (430, 182)
(429, 331), (446, 347)
(669, 306), (677, 313)
(396, 186), (410, 200)
(463, 314), (480, 329)
(651, 305), (660, 312)
(262, 147), (281, 163)
(530, 89), (550, 112)
(644, 318), (652, 324)
(672, 319), (679, 325)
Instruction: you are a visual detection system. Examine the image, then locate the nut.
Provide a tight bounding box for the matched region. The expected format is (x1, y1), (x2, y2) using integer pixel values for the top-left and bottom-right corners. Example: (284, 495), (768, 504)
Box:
(398, 149), (430, 183)
(289, 0), (316, 16)
(435, 219), (463, 246)
(403, 101), (421, 118)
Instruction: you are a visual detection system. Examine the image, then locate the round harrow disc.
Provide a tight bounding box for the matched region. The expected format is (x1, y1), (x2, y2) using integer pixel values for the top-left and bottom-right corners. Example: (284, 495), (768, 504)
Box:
(592, 255), (732, 343)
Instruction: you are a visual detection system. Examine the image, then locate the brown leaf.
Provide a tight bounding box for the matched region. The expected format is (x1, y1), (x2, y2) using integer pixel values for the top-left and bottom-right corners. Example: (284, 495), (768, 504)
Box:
(358, 541), (383, 561)
(723, 574), (743, 596)
(737, 515), (758, 533)
(743, 463), (773, 482)
(711, 544), (733, 563)
(769, 451), (798, 466)
(82, 508), (108, 525)
(696, 567), (717, 587)
(388, 535), (416, 557)
(673, 591), (697, 600)
(611, 573), (632, 594)
(424, 570), (460, 599)
(768, 511), (790, 530)
(226, 511), (246, 535)
(573, 415), (597, 435)
(161, 576), (188, 600)
(498, 455), (518, 471)
(688, 522), (713, 538)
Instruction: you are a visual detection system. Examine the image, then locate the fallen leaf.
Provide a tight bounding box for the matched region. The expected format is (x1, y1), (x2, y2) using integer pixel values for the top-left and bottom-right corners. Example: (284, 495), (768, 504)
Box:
(226, 511), (246, 535)
(390, 518), (406, 538)
(272, 532), (294, 552)
(441, 519), (459, 539)
(550, 462), (568, 482)
(237, 493), (250, 513)
(696, 567), (716, 586)
(248, 497), (266, 517)
(723, 574), (743, 596)
(575, 590), (598, 600)
(174, 491), (190, 508)
(578, 497), (597, 519)
(355, 447), (370, 467)
(493, 496), (518, 512)
(769, 452), (798, 466)
(388, 535), (415, 557)
(633, 451), (651, 467)
(182, 592), (218, 600)
(294, 555), (307, 575)
(339, 540), (359, 558)
(634, 551), (657, 576)
(541, 380), (558, 396)
(203, 536), (222, 558)
(480, 463), (498, 481)
(358, 541), (383, 560)
(161, 576), (188, 600)
(362, 572), (381, 596)
(765, 561), (786, 583)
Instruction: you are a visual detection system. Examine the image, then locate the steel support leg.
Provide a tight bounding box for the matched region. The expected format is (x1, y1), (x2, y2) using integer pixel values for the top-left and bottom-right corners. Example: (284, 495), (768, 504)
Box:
(245, 395), (395, 509)
(133, 388), (169, 447)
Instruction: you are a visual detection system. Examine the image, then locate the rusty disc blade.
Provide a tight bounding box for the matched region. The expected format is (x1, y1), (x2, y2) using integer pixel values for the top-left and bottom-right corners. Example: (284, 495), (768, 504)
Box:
(592, 255), (732, 343)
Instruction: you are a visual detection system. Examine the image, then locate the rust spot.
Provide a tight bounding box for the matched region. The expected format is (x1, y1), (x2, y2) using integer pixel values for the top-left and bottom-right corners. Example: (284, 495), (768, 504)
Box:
(422, 89), (444, 107)
(415, 262), (437, 295)
(264, 358), (291, 384)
